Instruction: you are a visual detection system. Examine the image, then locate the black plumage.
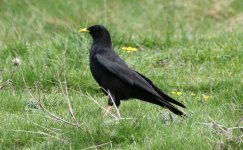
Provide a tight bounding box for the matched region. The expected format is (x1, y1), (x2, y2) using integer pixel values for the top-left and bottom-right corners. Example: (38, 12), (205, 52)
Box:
(80, 25), (186, 116)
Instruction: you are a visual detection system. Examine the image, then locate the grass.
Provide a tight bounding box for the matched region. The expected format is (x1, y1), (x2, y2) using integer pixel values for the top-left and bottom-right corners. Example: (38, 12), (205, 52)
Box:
(0, 0), (242, 149)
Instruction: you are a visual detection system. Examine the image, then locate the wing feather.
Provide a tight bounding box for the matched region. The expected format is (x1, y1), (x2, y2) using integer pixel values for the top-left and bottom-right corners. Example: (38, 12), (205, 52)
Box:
(96, 54), (154, 91)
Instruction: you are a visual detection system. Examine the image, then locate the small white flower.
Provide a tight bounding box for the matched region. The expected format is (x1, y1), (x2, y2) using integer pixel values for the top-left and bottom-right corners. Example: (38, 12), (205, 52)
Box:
(13, 58), (21, 66)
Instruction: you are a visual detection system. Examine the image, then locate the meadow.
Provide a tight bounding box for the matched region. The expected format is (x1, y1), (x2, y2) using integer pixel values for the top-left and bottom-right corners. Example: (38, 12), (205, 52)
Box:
(0, 0), (242, 149)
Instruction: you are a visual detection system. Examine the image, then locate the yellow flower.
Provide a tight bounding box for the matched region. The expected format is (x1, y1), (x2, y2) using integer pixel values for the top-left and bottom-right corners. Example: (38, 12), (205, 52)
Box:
(171, 91), (176, 94)
(171, 91), (182, 96)
(122, 46), (138, 52)
(176, 92), (182, 96)
(203, 94), (210, 102)
(191, 92), (195, 96)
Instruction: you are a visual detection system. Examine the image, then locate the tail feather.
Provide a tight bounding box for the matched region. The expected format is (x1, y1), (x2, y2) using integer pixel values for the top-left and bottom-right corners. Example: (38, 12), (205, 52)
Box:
(136, 71), (186, 108)
(154, 97), (185, 116)
(152, 85), (186, 108)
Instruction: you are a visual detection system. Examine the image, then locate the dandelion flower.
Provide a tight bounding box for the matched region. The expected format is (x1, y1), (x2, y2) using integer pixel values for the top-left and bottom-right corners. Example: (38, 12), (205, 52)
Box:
(191, 92), (195, 96)
(176, 92), (182, 96)
(171, 91), (182, 96)
(203, 94), (210, 102)
(122, 46), (138, 52)
(171, 91), (176, 94)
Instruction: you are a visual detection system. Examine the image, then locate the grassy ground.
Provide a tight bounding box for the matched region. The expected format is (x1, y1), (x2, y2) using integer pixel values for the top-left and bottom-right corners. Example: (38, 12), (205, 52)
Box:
(0, 0), (242, 149)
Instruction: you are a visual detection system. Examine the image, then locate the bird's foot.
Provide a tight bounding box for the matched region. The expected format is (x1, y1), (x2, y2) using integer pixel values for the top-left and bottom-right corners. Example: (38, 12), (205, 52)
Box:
(103, 105), (113, 117)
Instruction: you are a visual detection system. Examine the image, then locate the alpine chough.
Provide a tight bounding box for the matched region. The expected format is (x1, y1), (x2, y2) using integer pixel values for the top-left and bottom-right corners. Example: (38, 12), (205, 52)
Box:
(79, 25), (186, 116)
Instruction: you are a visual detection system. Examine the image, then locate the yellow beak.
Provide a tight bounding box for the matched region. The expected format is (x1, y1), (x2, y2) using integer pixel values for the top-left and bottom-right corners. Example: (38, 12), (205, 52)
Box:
(79, 28), (89, 33)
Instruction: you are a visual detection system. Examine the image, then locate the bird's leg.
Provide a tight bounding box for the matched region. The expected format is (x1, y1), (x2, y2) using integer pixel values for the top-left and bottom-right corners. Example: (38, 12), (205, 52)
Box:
(107, 90), (121, 119)
(103, 105), (113, 117)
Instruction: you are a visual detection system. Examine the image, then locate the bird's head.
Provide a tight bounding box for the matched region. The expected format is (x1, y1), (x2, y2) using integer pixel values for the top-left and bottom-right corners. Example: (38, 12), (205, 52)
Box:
(79, 25), (111, 46)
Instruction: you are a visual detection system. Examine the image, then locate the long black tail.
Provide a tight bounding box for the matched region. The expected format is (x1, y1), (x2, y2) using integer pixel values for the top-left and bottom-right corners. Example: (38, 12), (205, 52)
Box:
(152, 85), (186, 108)
(136, 71), (186, 108)
(136, 71), (186, 116)
(154, 97), (185, 116)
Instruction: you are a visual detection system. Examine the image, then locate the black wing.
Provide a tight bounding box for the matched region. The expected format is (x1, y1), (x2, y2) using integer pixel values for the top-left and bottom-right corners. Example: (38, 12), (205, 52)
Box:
(96, 54), (158, 95)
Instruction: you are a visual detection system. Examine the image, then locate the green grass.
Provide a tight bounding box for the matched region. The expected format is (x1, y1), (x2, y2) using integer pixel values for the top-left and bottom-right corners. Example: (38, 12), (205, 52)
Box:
(0, 0), (242, 149)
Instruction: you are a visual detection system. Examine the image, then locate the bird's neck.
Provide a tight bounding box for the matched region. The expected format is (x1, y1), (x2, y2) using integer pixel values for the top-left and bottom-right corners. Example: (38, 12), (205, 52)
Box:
(93, 36), (112, 48)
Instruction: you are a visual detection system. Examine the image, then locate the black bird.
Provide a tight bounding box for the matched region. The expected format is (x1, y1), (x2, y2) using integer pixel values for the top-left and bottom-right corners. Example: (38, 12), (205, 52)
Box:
(79, 25), (186, 116)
